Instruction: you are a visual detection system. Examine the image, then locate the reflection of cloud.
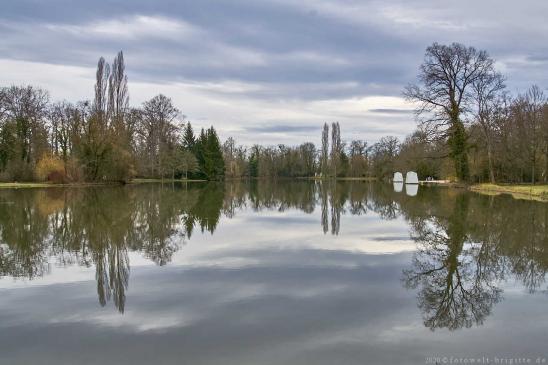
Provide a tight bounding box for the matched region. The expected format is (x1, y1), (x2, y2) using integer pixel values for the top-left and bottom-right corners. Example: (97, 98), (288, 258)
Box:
(405, 184), (418, 196)
(2, 249), (548, 364)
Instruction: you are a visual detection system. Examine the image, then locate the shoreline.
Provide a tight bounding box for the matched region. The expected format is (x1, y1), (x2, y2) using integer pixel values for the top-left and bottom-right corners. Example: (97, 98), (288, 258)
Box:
(420, 181), (548, 202)
(0, 178), (206, 189)
(2, 179), (548, 203)
(469, 183), (548, 202)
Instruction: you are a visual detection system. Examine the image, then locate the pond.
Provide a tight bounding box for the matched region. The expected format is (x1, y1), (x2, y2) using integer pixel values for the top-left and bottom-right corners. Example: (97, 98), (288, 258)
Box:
(0, 181), (547, 364)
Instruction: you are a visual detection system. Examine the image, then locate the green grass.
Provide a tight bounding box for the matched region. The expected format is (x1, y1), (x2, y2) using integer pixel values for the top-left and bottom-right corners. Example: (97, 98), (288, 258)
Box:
(0, 181), (122, 189)
(470, 183), (548, 202)
(0, 178), (207, 189)
(0, 182), (58, 188)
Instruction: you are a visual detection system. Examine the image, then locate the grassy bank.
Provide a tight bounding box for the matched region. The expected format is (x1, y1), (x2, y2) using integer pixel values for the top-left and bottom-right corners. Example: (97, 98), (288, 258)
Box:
(0, 181), (126, 189)
(470, 183), (548, 202)
(0, 178), (206, 189)
(0, 182), (61, 189)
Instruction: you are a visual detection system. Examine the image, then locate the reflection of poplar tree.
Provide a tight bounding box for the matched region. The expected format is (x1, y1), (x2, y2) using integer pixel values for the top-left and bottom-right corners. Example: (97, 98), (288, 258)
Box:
(329, 182), (341, 235)
(320, 181), (329, 234)
(94, 243), (130, 313)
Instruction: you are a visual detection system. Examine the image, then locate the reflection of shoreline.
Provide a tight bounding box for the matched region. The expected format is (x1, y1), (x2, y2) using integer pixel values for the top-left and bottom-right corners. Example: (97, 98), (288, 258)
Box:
(1, 181), (547, 322)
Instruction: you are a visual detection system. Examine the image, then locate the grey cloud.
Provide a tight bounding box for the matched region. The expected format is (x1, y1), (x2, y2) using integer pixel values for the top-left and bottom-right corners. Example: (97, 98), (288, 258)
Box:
(526, 54), (548, 63)
(369, 108), (413, 114)
(244, 124), (319, 134)
(1, 0), (547, 144)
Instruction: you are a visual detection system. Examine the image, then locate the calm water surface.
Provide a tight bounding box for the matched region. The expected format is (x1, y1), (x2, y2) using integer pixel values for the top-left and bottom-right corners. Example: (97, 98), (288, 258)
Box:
(0, 181), (547, 364)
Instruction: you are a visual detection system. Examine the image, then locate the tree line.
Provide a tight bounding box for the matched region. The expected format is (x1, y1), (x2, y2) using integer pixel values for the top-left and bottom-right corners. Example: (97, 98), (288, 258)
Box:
(1, 43), (547, 184)
(0, 51), (225, 183)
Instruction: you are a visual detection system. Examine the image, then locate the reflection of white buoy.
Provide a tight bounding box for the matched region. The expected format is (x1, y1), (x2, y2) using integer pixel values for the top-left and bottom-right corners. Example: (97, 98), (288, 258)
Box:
(405, 171), (419, 184)
(393, 172), (404, 182)
(393, 182), (403, 193)
(405, 183), (418, 196)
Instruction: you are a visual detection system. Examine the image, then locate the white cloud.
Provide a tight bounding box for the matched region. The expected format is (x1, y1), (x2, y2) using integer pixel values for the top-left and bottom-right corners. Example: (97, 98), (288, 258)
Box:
(44, 15), (197, 40)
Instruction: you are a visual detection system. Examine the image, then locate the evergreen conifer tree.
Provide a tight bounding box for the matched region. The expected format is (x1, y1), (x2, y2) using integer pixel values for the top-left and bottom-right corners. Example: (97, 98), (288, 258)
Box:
(182, 122), (195, 150)
(203, 127), (225, 180)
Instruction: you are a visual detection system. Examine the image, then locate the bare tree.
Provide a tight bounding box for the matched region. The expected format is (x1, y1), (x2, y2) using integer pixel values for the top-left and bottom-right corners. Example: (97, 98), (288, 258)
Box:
(177, 150), (199, 179)
(471, 69), (506, 183)
(49, 101), (82, 172)
(522, 86), (545, 184)
(404, 43), (497, 181)
(348, 140), (368, 177)
(139, 94), (180, 177)
(0, 85), (49, 170)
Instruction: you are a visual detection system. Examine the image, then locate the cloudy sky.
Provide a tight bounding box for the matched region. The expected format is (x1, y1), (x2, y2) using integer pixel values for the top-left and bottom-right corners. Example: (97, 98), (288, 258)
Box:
(1, 0), (547, 145)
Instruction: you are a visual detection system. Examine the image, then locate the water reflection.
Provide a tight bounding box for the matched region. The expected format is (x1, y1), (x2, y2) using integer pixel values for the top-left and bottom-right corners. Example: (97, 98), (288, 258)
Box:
(402, 193), (502, 330)
(0, 181), (547, 331)
(405, 183), (418, 196)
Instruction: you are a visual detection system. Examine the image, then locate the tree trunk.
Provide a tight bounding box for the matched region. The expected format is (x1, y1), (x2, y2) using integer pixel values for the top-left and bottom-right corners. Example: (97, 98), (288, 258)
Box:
(532, 157), (535, 185)
(449, 120), (469, 182)
(545, 141), (548, 183)
(487, 143), (495, 184)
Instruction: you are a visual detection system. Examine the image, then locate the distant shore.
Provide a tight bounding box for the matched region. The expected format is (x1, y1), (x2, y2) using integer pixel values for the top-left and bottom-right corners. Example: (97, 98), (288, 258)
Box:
(0, 178), (206, 189)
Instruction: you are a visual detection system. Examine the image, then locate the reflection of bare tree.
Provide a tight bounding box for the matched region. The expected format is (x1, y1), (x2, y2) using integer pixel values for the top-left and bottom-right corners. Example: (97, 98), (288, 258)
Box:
(403, 194), (503, 330)
(366, 183), (399, 220)
(505, 205), (548, 293)
(0, 190), (52, 279)
(348, 183), (368, 216)
(0, 183), (226, 313)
